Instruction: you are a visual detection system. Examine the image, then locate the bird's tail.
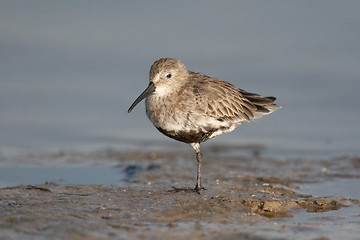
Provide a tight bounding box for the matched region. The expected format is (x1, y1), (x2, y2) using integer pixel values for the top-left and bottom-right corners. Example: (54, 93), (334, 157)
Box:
(242, 93), (282, 119)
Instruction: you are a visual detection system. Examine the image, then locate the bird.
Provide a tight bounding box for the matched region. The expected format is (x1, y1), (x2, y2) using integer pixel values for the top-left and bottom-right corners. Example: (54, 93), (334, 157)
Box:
(128, 58), (281, 192)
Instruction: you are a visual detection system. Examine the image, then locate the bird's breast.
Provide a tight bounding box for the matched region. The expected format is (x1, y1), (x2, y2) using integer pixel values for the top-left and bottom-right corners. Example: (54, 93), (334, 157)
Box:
(145, 93), (187, 131)
(144, 92), (238, 144)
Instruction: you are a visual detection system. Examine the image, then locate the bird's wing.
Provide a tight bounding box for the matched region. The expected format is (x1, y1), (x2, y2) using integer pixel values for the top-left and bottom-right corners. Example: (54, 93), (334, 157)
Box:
(184, 72), (279, 124)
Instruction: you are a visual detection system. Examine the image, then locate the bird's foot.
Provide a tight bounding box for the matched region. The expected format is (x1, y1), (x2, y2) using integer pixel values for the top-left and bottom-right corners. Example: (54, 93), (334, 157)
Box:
(194, 185), (206, 194)
(168, 186), (206, 194)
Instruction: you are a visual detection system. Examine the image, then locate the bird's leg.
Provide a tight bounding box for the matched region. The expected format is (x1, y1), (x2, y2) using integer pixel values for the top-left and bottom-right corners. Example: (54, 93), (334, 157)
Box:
(191, 143), (206, 192)
(195, 150), (204, 192)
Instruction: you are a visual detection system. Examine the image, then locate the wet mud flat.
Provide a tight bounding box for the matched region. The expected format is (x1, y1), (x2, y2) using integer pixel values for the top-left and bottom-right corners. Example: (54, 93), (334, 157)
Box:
(1, 144), (360, 240)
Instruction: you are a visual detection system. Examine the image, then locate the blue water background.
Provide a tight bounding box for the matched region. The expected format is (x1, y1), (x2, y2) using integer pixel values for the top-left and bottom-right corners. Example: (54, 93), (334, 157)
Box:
(1, 1), (359, 157)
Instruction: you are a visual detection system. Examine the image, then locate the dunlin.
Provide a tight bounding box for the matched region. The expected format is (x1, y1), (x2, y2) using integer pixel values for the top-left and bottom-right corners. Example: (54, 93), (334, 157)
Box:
(128, 58), (281, 192)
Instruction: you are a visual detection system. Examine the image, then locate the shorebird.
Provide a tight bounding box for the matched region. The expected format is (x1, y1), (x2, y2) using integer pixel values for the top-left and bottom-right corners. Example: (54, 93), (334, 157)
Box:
(128, 58), (281, 192)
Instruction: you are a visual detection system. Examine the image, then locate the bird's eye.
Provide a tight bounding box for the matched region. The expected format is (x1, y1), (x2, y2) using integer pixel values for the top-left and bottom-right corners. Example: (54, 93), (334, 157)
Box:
(166, 74), (172, 78)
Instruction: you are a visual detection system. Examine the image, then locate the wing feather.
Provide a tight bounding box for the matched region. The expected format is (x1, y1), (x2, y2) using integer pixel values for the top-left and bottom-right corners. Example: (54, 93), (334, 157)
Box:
(183, 72), (280, 124)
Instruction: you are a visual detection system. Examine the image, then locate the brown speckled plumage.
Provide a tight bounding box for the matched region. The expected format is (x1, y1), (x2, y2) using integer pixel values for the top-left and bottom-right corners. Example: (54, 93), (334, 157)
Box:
(128, 58), (281, 192)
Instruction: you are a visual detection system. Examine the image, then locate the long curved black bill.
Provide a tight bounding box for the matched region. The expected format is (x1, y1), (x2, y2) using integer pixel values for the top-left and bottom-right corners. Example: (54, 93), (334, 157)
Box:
(128, 82), (155, 113)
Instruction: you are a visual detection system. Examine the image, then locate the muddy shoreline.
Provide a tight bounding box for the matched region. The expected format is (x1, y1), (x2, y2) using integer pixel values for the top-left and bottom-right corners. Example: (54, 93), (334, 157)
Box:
(1, 145), (359, 239)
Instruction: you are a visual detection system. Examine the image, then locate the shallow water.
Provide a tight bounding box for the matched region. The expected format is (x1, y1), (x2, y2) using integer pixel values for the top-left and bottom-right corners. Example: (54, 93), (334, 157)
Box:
(0, 163), (162, 188)
(0, 165), (123, 187)
(299, 178), (360, 199)
(288, 206), (360, 240)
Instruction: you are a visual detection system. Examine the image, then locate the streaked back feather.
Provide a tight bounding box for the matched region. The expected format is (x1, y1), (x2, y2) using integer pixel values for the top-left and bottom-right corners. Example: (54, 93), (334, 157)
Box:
(185, 71), (281, 124)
